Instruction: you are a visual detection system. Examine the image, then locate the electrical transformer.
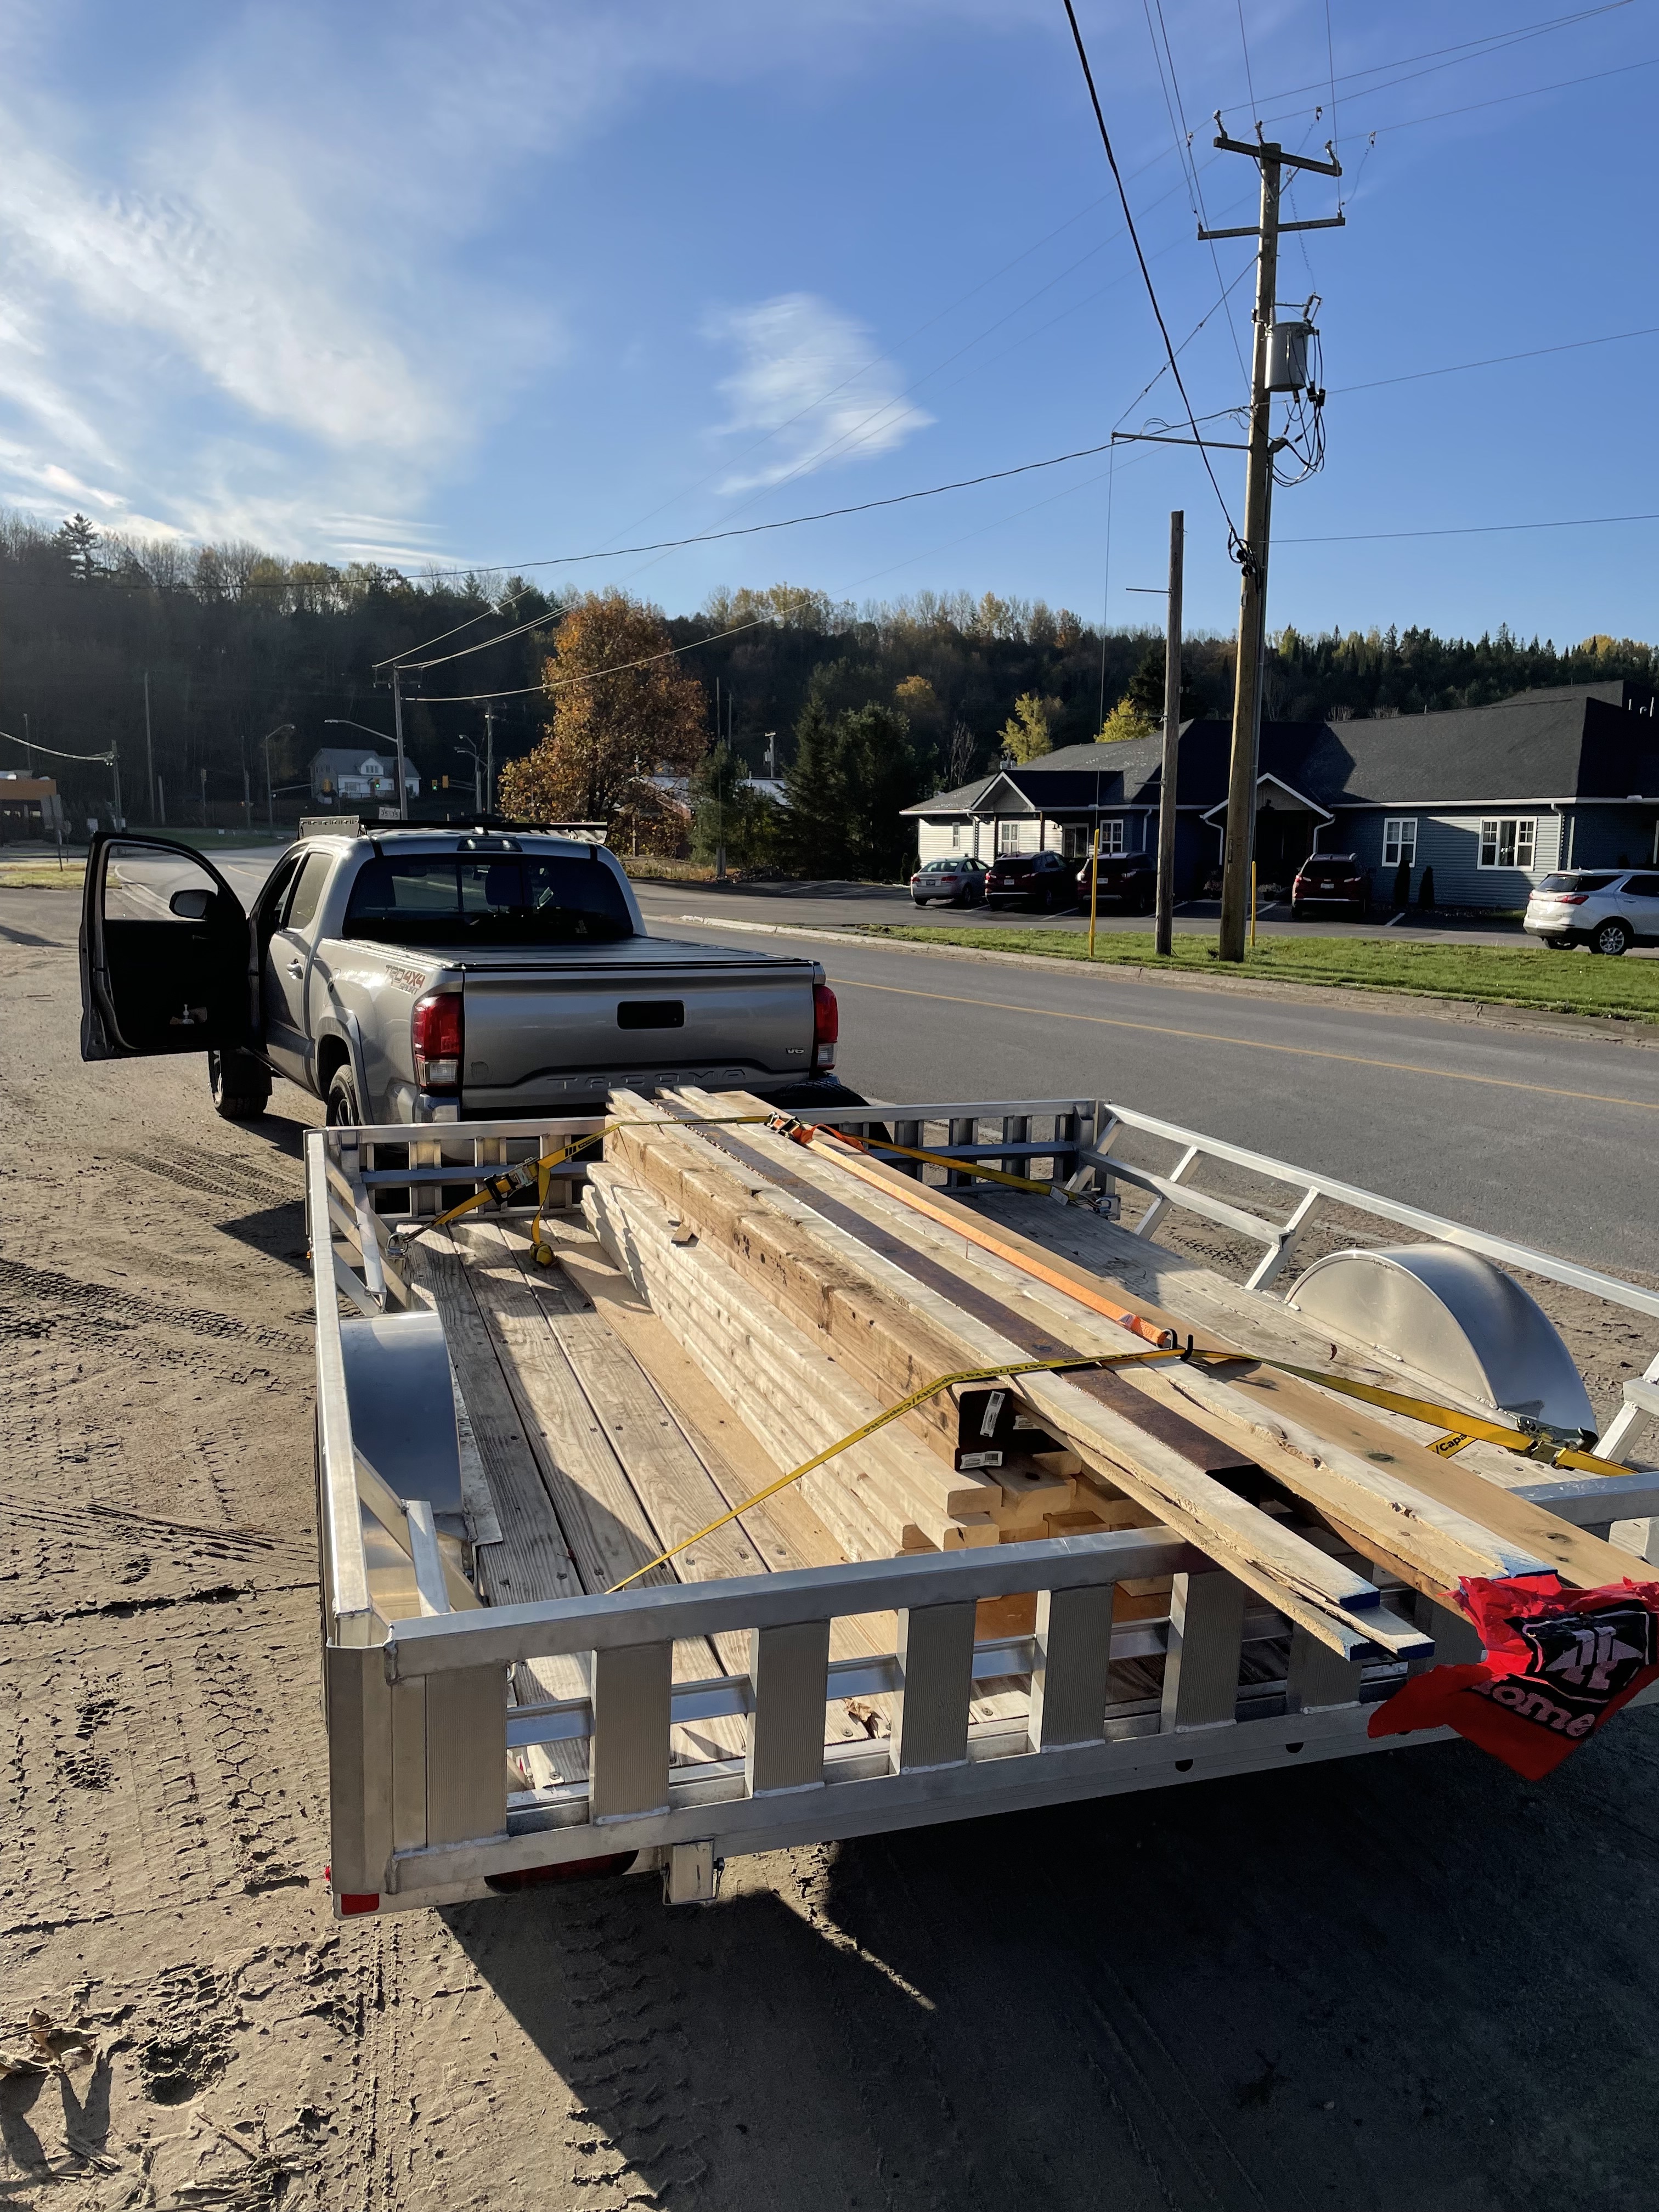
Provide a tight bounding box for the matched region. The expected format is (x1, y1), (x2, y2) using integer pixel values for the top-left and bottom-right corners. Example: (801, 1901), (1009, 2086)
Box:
(1265, 317), (1315, 393)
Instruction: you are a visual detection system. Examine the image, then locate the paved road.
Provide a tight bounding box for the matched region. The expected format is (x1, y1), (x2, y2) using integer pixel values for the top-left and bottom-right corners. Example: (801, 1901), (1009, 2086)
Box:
(630, 870), (1543, 947)
(67, 847), (1658, 1274)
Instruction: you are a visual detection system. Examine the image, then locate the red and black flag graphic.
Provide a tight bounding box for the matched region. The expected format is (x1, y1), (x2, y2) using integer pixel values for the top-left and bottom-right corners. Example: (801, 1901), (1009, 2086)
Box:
(1367, 1573), (1659, 1781)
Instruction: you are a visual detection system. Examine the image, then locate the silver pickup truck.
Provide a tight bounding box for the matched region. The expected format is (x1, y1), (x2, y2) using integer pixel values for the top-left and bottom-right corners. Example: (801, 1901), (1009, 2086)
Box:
(78, 826), (845, 1122)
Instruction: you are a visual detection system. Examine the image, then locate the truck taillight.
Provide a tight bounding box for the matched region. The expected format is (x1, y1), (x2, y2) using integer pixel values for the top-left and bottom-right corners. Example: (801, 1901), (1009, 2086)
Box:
(412, 991), (462, 1090)
(811, 981), (838, 1074)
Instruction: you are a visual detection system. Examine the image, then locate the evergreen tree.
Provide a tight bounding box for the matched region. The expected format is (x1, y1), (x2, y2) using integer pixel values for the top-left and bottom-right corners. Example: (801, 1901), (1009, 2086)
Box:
(837, 703), (926, 879)
(782, 698), (849, 875)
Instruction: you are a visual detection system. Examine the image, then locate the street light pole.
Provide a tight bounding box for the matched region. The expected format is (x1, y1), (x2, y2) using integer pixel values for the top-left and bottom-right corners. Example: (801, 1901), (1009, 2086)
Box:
(258, 724), (293, 834)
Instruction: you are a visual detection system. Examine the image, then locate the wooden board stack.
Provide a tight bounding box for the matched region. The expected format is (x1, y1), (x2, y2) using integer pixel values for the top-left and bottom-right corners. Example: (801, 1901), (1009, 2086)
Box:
(583, 1087), (1634, 1666)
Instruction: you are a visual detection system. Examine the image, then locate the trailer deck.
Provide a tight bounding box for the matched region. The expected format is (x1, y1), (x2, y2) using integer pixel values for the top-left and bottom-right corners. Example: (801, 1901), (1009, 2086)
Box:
(312, 1099), (1659, 1915)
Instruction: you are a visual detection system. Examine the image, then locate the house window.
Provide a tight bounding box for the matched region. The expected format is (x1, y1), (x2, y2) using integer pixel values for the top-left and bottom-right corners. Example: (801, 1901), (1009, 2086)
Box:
(997, 819), (1022, 854)
(950, 823), (963, 851)
(1101, 820), (1127, 856)
(1381, 817), (1417, 868)
(1479, 817), (1537, 870)
(1063, 824), (1090, 859)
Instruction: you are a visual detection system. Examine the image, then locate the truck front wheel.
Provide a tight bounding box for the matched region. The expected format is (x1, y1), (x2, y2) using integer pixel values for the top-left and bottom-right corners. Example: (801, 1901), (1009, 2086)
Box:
(209, 1048), (272, 1122)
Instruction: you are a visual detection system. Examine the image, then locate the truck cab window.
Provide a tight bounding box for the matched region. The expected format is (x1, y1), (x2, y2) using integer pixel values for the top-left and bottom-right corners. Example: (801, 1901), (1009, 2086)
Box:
(342, 855), (635, 946)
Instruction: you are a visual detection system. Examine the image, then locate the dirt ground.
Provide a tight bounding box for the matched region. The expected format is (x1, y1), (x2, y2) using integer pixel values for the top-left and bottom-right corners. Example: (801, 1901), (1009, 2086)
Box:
(5, 882), (1659, 2212)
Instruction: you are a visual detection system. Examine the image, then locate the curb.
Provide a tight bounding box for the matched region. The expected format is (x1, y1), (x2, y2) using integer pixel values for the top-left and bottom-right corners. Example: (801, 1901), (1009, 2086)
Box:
(674, 913), (1659, 1052)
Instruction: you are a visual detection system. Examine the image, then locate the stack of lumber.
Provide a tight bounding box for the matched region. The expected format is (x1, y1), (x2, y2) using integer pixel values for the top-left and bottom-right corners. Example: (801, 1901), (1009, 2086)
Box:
(584, 1088), (1633, 1664)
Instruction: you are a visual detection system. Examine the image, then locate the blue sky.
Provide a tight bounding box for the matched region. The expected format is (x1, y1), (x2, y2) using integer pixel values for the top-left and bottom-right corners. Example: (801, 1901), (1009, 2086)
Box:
(1, 0), (1654, 646)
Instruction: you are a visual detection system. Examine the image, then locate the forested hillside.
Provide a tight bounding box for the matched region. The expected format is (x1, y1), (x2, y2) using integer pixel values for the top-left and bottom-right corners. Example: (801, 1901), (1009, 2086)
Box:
(2, 507), (1652, 829)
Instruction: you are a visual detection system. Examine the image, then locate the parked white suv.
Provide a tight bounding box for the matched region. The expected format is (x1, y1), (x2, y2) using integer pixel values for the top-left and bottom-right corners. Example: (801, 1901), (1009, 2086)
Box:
(1524, 868), (1659, 955)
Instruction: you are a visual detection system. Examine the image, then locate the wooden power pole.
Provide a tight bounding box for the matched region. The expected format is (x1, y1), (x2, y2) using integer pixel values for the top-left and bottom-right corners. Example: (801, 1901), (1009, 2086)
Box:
(1153, 509), (1183, 957)
(1208, 126), (1342, 962)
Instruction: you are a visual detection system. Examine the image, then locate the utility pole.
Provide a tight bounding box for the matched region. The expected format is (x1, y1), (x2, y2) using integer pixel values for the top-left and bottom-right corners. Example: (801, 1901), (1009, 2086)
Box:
(143, 670), (154, 824)
(1154, 509), (1184, 957)
(391, 666), (409, 821)
(483, 703), (495, 815)
(1207, 123), (1341, 962)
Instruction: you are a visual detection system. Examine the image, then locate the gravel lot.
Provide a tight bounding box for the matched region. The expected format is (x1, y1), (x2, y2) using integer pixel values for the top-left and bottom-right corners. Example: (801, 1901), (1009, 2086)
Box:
(4, 881), (1659, 2212)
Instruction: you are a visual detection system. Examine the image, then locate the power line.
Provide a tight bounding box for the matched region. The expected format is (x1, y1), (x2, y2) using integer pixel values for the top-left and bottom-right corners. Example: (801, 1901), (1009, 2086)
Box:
(1226, 1), (1633, 121)
(1334, 322), (1659, 394)
(0, 729), (114, 762)
(1234, 0), (1260, 119)
(1358, 47), (1659, 138)
(1060, 0), (1238, 545)
(1146, 0), (1250, 386)
(1281, 510), (1659, 546)
(410, 615), (771, 704)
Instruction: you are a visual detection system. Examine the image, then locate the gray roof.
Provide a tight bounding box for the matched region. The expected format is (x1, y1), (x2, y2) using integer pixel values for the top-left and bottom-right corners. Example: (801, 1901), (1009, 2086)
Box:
(309, 747), (397, 775)
(905, 684), (1659, 816)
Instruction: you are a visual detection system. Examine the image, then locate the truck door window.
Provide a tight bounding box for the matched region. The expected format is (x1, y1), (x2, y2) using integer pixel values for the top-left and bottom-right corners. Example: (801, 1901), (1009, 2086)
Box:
(256, 854), (302, 943)
(283, 852), (334, 933)
(342, 855), (635, 945)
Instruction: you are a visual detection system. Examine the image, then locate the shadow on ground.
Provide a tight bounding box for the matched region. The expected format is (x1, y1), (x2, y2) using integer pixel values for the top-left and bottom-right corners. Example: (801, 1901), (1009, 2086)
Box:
(445, 1716), (1659, 2212)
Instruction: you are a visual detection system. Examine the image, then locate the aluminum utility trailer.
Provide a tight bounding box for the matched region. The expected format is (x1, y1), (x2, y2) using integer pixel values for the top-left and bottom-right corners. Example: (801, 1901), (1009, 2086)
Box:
(312, 1099), (1659, 1917)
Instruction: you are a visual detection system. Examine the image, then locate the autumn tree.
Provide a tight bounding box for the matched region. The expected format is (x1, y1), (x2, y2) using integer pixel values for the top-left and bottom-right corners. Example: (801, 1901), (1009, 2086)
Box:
(999, 691), (1055, 763)
(1097, 697), (1155, 742)
(498, 589), (707, 850)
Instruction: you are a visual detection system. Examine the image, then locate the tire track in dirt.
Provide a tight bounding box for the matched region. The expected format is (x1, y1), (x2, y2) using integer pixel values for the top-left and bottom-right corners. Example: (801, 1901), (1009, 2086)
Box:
(0, 1252), (305, 1351)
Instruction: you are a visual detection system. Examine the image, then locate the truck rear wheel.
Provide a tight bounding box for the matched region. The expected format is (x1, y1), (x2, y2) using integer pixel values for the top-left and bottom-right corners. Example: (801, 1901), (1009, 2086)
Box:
(325, 1066), (363, 1125)
(209, 1048), (272, 1122)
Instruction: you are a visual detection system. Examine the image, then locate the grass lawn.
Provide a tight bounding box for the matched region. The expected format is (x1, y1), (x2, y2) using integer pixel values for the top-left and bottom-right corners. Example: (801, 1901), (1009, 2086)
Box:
(0, 859), (84, 888)
(850, 923), (1659, 1025)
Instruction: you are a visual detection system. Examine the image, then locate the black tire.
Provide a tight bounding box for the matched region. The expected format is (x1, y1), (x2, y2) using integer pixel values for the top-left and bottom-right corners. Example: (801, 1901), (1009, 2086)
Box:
(1290, 902), (1305, 921)
(208, 1047), (272, 1122)
(325, 1065), (363, 1125)
(1590, 918), (1633, 957)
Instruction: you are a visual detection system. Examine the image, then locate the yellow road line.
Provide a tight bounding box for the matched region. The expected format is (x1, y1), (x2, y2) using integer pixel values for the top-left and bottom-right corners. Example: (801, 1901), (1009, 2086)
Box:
(832, 974), (1659, 1113)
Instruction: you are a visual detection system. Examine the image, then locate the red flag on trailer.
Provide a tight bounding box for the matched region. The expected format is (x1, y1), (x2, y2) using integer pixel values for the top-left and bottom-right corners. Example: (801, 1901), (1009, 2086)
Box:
(1367, 1573), (1659, 1781)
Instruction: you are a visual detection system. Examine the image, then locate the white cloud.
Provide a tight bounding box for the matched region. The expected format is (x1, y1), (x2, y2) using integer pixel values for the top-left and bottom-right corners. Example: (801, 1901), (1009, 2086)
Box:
(0, 1), (995, 556)
(704, 294), (934, 494)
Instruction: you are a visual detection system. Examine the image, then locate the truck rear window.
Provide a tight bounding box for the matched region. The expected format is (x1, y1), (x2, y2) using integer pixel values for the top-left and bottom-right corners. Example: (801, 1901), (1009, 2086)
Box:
(342, 856), (635, 946)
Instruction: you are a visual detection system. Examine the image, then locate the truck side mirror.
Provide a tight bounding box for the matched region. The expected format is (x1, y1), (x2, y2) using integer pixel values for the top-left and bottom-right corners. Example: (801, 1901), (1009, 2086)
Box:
(170, 888), (213, 919)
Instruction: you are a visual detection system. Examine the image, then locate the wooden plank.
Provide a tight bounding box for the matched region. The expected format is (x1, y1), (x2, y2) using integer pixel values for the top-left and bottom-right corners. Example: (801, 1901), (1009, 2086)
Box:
(957, 1184), (1645, 1585)
(589, 1169), (1000, 1551)
(700, 1105), (1615, 1599)
(451, 1221), (735, 1763)
(606, 1104), (1407, 1658)
(544, 1213), (892, 1740)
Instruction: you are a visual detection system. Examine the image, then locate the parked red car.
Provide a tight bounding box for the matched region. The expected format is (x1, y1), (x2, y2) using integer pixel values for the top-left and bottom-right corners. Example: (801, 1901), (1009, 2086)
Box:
(1074, 854), (1157, 915)
(1291, 853), (1370, 921)
(983, 851), (1074, 910)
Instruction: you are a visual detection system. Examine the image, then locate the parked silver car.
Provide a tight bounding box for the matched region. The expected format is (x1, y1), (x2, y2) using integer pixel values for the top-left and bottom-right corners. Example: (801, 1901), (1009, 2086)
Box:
(1524, 868), (1659, 955)
(910, 855), (987, 906)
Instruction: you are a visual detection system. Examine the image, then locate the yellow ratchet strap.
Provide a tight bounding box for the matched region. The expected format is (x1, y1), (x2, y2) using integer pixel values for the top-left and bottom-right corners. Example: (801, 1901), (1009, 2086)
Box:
(606, 1347), (1190, 1593)
(1239, 1358), (1628, 1479)
(393, 1112), (774, 1246)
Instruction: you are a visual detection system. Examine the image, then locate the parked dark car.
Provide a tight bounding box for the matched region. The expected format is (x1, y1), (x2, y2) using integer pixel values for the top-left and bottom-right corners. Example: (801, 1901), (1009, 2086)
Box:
(1074, 853), (1157, 915)
(983, 850), (1074, 909)
(1291, 853), (1370, 921)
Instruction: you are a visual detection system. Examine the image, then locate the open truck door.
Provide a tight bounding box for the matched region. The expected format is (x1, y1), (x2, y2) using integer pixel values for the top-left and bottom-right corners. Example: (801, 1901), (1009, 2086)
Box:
(80, 833), (253, 1062)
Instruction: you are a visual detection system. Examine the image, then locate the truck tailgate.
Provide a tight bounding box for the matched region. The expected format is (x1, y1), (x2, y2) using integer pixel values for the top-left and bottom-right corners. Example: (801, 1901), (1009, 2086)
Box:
(458, 936), (817, 1108)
